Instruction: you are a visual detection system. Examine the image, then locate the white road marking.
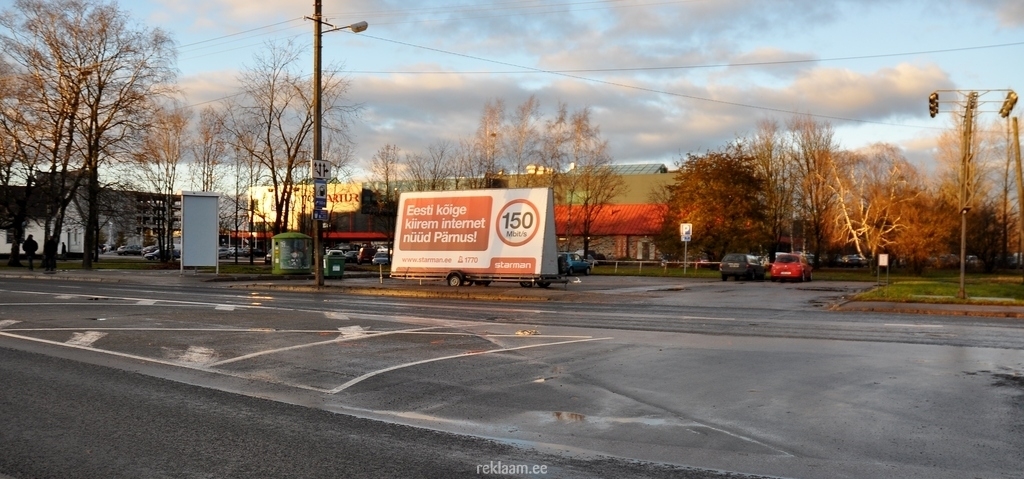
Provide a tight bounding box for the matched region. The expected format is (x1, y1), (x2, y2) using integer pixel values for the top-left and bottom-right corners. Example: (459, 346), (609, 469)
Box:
(0, 320), (20, 329)
(66, 331), (107, 347)
(884, 324), (943, 328)
(325, 312), (350, 320)
(136, 299), (157, 305)
(338, 325), (368, 337)
(328, 337), (612, 394)
(207, 326), (440, 367)
(215, 305), (235, 311)
(0, 331), (333, 394)
(178, 346), (217, 364)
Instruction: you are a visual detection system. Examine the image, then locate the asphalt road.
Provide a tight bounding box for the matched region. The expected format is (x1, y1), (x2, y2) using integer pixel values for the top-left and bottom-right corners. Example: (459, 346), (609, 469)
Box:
(2, 274), (1023, 478)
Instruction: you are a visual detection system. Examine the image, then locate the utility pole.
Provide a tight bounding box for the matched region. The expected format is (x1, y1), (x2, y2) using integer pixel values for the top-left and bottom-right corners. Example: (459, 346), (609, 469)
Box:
(957, 92), (977, 300)
(312, 0), (324, 287)
(929, 89), (1016, 299)
(1013, 117), (1023, 284)
(308, 1), (367, 287)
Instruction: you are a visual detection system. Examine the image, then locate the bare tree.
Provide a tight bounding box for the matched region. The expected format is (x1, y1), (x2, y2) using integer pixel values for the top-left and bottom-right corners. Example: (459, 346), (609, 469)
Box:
(831, 143), (923, 262)
(2, 0), (177, 267)
(537, 102), (570, 188)
(502, 95), (543, 187)
(788, 115), (841, 265)
(474, 99), (505, 187)
(367, 144), (401, 249)
(188, 105), (227, 193)
(227, 39), (356, 235)
(404, 139), (456, 191)
(125, 102), (189, 260)
(452, 137), (487, 189)
(747, 118), (795, 260)
(556, 106), (625, 255)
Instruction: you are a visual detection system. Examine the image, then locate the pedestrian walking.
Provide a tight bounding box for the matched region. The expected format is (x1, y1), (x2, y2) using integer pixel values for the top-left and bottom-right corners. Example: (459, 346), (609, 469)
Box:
(43, 236), (59, 272)
(22, 234), (38, 271)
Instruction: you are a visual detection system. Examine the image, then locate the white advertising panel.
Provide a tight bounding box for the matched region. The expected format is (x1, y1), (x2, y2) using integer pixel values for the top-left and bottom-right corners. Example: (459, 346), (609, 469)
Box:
(180, 191), (219, 268)
(391, 188), (558, 275)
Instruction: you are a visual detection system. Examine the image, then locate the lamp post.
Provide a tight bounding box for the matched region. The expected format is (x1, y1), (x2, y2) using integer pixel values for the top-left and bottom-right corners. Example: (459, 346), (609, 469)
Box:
(310, 1), (367, 287)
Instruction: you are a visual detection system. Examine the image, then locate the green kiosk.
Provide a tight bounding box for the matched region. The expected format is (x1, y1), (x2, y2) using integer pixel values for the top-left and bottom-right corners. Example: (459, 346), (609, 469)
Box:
(270, 232), (312, 275)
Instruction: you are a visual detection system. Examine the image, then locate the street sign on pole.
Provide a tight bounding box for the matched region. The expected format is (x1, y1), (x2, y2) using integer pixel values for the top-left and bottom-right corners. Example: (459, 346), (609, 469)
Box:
(680, 223), (692, 242)
(680, 223), (692, 274)
(312, 160), (330, 180)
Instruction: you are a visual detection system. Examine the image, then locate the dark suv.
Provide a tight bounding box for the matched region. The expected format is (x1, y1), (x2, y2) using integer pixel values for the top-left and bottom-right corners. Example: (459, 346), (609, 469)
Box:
(719, 253), (765, 281)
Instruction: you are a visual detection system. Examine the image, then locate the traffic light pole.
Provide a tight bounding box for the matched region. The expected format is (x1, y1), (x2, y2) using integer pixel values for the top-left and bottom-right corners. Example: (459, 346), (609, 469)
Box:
(929, 89), (1017, 299)
(957, 92), (977, 300)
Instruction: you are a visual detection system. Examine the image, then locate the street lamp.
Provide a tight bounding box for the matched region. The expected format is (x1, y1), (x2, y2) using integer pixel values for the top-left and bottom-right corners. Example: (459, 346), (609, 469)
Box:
(310, 1), (367, 287)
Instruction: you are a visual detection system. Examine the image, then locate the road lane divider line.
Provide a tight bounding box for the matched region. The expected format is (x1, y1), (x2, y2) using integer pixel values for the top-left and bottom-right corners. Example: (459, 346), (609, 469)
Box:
(0, 320), (20, 329)
(207, 326), (441, 367)
(328, 337), (612, 394)
(884, 324), (943, 328)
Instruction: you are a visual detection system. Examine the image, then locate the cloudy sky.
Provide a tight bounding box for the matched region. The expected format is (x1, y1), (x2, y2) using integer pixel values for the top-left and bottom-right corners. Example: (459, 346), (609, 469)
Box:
(123, 0), (1023, 178)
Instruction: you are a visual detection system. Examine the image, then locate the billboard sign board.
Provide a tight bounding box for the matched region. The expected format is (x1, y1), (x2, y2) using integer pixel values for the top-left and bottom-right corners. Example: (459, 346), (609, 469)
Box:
(391, 188), (558, 275)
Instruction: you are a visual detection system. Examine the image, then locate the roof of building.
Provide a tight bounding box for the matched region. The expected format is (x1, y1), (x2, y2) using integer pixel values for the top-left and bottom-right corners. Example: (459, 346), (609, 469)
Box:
(608, 163), (669, 175)
(555, 203), (667, 236)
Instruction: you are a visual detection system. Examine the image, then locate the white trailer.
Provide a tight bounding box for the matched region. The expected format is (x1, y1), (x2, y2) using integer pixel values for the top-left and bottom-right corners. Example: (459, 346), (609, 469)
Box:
(389, 188), (566, 288)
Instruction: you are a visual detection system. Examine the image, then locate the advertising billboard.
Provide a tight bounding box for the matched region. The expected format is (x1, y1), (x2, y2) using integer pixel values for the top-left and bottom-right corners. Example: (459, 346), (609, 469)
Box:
(391, 188), (558, 276)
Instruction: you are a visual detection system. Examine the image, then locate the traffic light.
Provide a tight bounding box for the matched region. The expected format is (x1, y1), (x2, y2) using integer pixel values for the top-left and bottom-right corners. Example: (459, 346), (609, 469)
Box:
(928, 92), (939, 118)
(1000, 91), (1018, 118)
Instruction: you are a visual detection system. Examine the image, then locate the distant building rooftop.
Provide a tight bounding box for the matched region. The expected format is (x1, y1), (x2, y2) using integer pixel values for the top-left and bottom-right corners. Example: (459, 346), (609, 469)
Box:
(608, 164), (669, 175)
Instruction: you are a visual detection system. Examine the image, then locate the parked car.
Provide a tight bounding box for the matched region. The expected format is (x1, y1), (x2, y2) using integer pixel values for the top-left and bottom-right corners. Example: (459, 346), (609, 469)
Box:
(144, 248), (180, 261)
(344, 250), (359, 263)
(840, 254), (868, 267)
(720, 253), (765, 281)
(116, 244), (142, 255)
(558, 252), (592, 276)
(574, 250), (607, 266)
(356, 246), (376, 264)
(371, 251), (391, 266)
(770, 253), (812, 282)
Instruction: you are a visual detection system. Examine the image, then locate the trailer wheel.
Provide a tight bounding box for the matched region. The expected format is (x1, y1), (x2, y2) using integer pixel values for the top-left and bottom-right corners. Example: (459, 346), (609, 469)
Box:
(446, 272), (465, 287)
(519, 281), (533, 288)
(536, 281), (552, 288)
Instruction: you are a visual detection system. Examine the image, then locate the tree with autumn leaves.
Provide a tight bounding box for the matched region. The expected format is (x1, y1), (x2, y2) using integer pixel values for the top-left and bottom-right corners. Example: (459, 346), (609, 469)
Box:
(656, 115), (995, 275)
(659, 143), (766, 261)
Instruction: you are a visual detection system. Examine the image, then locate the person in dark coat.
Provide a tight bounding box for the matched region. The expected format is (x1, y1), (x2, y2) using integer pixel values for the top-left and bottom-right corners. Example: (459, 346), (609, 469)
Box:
(43, 236), (59, 272)
(22, 234), (38, 271)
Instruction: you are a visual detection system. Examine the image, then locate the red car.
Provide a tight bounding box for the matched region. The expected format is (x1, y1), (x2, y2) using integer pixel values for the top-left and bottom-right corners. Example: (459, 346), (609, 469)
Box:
(770, 253), (812, 282)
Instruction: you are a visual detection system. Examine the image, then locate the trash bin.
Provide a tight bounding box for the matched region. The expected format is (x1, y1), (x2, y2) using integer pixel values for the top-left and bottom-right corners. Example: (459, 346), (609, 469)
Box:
(324, 254), (345, 278)
(270, 232), (313, 275)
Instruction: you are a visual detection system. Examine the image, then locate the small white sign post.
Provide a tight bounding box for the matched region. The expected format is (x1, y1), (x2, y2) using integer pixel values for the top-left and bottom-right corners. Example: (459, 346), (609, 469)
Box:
(680, 223), (692, 274)
(878, 253), (889, 286)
